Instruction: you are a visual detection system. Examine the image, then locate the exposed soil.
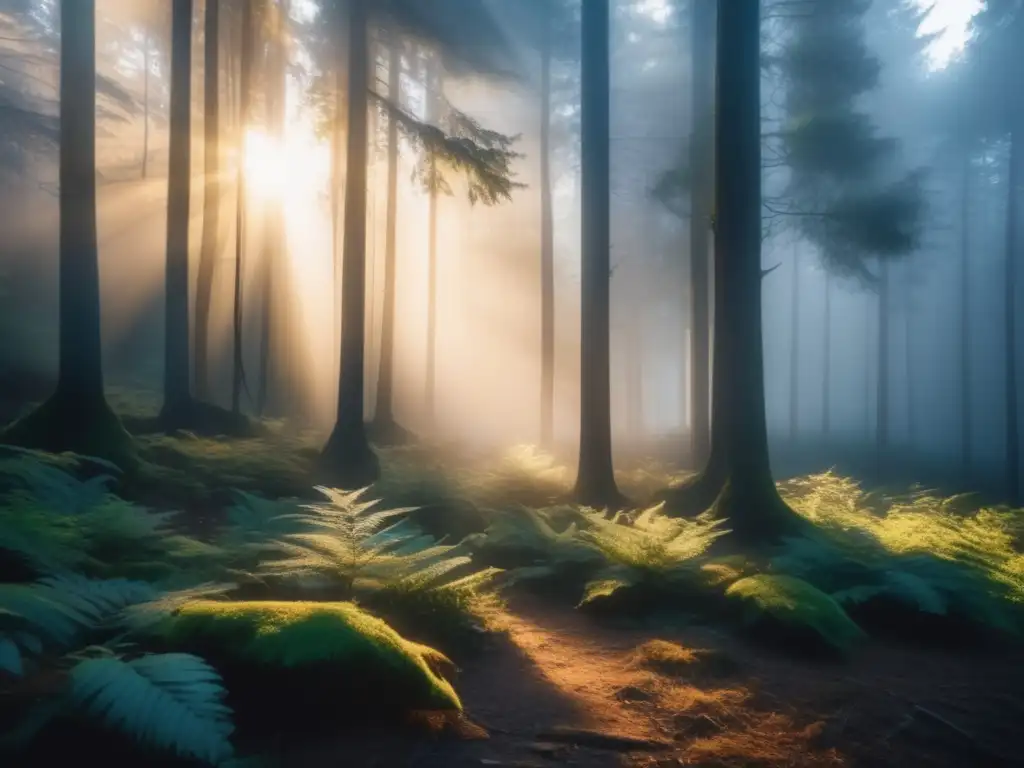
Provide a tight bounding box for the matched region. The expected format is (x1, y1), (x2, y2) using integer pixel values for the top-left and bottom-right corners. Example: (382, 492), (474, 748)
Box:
(278, 594), (1024, 768)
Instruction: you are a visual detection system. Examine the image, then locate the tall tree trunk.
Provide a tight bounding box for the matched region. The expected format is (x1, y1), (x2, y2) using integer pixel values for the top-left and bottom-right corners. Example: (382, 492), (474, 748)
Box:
(331, 3), (348, 393)
(321, 0), (380, 486)
(788, 246), (800, 441)
(662, 0), (803, 544)
(194, 0), (220, 401)
(142, 36), (150, 178)
(574, 0), (621, 506)
(373, 35), (402, 437)
(1004, 127), (1020, 506)
(876, 260), (890, 454)
(231, 0), (255, 414)
(2, 0), (134, 465)
(160, 0), (195, 425)
(822, 270), (831, 435)
(688, 0), (714, 467)
(424, 56), (440, 427)
(959, 150), (971, 476)
(539, 15), (555, 450)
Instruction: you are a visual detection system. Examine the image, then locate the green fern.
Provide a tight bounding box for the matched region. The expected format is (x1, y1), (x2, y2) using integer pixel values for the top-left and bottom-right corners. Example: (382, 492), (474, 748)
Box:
(466, 505), (601, 582)
(0, 576), (158, 673)
(0, 454), (221, 581)
(0, 450), (120, 515)
(580, 504), (729, 575)
(257, 487), (494, 600)
(0, 576), (239, 765)
(70, 652), (234, 765)
(725, 574), (866, 654)
(574, 504), (729, 605)
(772, 529), (1023, 635)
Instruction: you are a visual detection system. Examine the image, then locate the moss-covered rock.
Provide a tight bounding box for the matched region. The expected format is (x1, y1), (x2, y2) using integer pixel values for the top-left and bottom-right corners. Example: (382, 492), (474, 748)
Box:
(725, 574), (865, 657)
(154, 600), (461, 720)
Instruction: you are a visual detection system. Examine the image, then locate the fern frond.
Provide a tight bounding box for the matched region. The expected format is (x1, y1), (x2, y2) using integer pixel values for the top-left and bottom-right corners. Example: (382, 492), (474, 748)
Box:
(70, 653), (235, 765)
(122, 583), (236, 632)
(726, 574), (865, 654)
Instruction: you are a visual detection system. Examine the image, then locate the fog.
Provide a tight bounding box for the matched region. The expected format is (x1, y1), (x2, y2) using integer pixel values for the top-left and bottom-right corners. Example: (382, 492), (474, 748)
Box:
(0, 0), (1020, 501)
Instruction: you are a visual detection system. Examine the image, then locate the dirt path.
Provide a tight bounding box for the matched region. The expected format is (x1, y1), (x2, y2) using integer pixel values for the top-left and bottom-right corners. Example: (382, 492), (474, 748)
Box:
(286, 597), (1024, 768)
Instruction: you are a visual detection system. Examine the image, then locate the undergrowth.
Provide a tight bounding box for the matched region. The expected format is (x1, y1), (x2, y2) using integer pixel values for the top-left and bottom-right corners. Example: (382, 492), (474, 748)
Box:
(226, 486), (503, 643)
(0, 451), (492, 765)
(5, 434), (1024, 765)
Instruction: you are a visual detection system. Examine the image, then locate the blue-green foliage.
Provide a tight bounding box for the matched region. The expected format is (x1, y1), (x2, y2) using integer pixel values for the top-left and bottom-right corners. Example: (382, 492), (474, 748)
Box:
(725, 574), (866, 654)
(0, 452), (223, 582)
(70, 653), (234, 765)
(0, 453), (239, 765)
(0, 574), (237, 765)
(242, 487), (502, 613)
(774, 474), (1024, 636)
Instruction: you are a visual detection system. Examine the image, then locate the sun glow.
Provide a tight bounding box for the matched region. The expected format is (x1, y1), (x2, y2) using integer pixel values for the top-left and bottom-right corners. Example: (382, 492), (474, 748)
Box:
(242, 126), (330, 200)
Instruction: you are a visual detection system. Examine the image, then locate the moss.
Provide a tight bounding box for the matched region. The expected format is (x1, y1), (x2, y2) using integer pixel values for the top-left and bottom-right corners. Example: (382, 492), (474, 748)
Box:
(156, 600), (461, 714)
(725, 574), (865, 656)
(124, 433), (316, 509)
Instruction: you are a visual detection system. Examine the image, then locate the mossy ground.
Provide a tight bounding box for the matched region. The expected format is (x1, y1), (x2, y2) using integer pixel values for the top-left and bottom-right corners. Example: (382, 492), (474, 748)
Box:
(154, 600), (461, 725)
(4, 390), (1024, 766)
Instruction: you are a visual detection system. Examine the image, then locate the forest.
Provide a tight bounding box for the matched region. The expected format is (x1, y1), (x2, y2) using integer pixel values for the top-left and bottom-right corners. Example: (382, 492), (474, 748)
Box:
(0, 0), (1022, 766)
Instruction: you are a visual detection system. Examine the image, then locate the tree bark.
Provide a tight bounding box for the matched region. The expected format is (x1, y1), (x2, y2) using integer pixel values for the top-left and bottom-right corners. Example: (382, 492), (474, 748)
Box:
(58, 0), (105, 403)
(372, 34), (403, 438)
(1, 0), (134, 466)
(194, 0), (220, 401)
(574, 0), (622, 507)
(321, 0), (380, 486)
(331, 2), (348, 394)
(160, 0), (195, 424)
(539, 14), (555, 450)
(688, 0), (714, 467)
(661, 0), (804, 545)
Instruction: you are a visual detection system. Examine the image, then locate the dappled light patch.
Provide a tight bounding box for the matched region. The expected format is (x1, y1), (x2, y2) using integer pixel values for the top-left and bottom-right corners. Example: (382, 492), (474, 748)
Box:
(629, 639), (739, 679)
(774, 472), (1024, 641)
(456, 444), (574, 508)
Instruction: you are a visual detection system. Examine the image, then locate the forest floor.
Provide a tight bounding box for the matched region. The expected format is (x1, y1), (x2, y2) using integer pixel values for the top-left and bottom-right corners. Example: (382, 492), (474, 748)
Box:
(282, 593), (1024, 768)
(2, 394), (1023, 768)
